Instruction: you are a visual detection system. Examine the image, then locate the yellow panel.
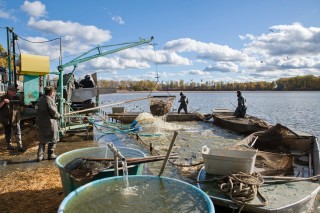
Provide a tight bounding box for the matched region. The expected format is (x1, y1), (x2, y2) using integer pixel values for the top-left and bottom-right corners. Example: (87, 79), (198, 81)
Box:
(20, 53), (50, 76)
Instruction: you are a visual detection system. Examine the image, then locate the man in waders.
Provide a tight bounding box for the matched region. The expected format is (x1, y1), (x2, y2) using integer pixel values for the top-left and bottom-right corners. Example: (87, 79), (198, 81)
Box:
(36, 86), (60, 162)
(234, 90), (247, 118)
(178, 92), (189, 114)
(0, 86), (25, 151)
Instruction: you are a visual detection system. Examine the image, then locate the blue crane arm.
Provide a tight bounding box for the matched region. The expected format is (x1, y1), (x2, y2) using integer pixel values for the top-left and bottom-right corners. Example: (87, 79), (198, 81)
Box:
(57, 36), (154, 71)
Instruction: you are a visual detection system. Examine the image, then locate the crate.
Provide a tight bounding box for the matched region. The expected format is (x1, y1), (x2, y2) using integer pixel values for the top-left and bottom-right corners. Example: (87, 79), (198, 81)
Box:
(112, 107), (125, 113)
(202, 146), (257, 175)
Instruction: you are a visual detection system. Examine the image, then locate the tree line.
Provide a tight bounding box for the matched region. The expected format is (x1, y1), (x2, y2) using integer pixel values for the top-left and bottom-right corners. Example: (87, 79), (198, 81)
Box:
(98, 75), (320, 91)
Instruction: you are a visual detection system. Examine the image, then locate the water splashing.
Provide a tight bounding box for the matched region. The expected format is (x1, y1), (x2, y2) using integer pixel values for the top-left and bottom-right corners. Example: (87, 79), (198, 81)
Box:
(135, 112), (181, 133)
(122, 159), (129, 188)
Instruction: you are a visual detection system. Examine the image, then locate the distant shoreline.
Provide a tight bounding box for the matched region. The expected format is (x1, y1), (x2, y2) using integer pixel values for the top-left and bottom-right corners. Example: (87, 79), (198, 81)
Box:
(115, 90), (320, 93)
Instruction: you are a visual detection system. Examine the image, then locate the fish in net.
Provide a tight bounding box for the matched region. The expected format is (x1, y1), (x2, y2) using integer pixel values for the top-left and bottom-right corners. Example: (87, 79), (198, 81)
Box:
(64, 158), (113, 181)
(149, 96), (175, 116)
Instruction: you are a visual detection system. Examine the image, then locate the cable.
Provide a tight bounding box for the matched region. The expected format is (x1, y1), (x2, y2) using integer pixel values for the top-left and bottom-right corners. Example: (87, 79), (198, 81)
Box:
(17, 35), (60, 43)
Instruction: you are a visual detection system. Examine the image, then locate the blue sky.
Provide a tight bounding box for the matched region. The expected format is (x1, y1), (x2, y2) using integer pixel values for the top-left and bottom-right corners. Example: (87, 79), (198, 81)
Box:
(0, 0), (320, 83)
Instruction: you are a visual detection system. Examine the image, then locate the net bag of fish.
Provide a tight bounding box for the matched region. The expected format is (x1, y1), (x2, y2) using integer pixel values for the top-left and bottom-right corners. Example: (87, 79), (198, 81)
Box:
(149, 96), (175, 116)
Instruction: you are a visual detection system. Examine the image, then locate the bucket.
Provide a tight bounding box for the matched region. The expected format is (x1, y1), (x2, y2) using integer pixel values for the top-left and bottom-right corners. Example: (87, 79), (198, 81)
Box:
(58, 175), (215, 213)
(202, 146), (257, 175)
(55, 147), (146, 196)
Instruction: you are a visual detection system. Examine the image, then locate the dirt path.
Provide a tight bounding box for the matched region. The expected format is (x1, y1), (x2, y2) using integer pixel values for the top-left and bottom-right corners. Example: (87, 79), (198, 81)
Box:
(0, 124), (94, 213)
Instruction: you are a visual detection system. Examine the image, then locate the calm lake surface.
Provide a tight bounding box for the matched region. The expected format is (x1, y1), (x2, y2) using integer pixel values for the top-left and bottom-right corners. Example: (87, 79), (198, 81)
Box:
(100, 91), (320, 138)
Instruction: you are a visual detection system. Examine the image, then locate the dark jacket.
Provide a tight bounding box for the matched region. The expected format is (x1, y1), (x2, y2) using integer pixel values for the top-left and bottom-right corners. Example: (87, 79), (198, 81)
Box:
(179, 95), (188, 106)
(237, 95), (247, 109)
(37, 95), (60, 144)
(0, 94), (20, 125)
(79, 79), (94, 88)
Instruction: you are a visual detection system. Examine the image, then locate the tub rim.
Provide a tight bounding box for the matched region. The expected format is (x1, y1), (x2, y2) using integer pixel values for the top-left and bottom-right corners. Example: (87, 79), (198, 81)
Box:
(58, 175), (215, 213)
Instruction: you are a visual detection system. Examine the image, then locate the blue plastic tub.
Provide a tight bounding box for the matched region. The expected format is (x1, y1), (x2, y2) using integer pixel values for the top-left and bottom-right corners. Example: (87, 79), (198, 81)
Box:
(58, 175), (215, 213)
(55, 146), (146, 196)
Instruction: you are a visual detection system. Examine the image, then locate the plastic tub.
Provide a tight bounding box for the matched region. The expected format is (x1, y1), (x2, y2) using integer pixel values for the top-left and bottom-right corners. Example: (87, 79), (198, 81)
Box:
(202, 146), (257, 175)
(58, 175), (215, 213)
(55, 147), (146, 196)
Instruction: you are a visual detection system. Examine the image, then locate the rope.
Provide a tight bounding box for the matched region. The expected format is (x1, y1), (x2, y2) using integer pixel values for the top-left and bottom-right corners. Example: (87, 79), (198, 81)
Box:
(148, 43), (159, 96)
(17, 35), (61, 43)
(219, 171), (268, 213)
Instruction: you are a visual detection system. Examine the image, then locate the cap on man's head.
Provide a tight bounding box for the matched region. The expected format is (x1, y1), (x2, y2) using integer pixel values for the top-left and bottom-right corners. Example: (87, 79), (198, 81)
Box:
(237, 90), (241, 94)
(85, 75), (90, 78)
(44, 86), (55, 95)
(7, 85), (18, 92)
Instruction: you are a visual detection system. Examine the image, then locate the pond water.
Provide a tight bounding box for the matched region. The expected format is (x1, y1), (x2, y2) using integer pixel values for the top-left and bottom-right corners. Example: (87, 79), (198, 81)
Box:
(95, 91), (320, 181)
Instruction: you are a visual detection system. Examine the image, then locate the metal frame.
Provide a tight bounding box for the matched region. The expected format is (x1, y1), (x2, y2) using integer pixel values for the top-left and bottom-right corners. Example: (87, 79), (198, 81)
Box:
(56, 36), (154, 135)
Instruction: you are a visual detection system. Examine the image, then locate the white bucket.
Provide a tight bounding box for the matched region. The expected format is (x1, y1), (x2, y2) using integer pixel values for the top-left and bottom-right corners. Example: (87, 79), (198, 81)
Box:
(202, 146), (257, 175)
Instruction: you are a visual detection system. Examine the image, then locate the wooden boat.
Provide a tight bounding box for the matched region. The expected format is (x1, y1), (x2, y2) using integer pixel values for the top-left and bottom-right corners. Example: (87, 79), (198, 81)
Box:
(107, 112), (204, 124)
(212, 109), (269, 135)
(198, 124), (320, 213)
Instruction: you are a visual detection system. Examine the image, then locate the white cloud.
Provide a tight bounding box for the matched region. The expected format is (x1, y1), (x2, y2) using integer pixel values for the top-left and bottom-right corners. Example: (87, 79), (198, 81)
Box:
(242, 23), (320, 57)
(0, 1), (16, 20)
(0, 9), (12, 19)
(119, 46), (191, 66)
(164, 38), (246, 61)
(18, 36), (61, 59)
(28, 17), (111, 46)
(112, 16), (125, 24)
(180, 70), (210, 76)
(21, 1), (46, 18)
(204, 62), (238, 73)
(19, 17), (113, 59)
(86, 57), (150, 71)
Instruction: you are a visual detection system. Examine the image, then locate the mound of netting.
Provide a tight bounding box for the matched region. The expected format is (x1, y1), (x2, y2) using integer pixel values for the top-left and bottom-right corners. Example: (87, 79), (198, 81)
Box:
(149, 96), (175, 116)
(255, 151), (294, 176)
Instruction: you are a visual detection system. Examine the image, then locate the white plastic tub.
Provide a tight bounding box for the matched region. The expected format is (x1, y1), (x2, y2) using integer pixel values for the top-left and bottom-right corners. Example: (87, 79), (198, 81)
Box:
(202, 146), (257, 175)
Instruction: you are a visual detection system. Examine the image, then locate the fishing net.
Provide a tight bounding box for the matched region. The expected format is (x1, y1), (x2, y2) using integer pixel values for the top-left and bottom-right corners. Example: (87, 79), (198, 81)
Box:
(64, 158), (113, 181)
(255, 151), (293, 176)
(149, 96), (175, 116)
(235, 124), (306, 176)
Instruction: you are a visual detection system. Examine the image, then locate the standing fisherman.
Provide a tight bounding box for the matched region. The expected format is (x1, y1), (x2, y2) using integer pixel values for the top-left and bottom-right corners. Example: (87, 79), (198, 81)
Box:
(36, 86), (60, 161)
(178, 92), (189, 114)
(234, 90), (247, 118)
(0, 86), (25, 151)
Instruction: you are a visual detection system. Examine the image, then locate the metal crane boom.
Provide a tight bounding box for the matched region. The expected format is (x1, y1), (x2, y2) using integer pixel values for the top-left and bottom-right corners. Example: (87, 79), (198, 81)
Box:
(57, 36), (154, 71)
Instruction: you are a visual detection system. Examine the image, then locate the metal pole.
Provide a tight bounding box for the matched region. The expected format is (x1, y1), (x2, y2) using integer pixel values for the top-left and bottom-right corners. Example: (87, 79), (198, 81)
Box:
(6, 27), (12, 86)
(12, 31), (17, 89)
(59, 36), (62, 66)
(58, 69), (64, 126)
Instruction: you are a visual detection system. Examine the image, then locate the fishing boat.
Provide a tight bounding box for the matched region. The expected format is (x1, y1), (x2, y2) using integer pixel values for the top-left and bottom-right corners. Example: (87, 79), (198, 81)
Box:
(197, 124), (320, 213)
(212, 109), (269, 135)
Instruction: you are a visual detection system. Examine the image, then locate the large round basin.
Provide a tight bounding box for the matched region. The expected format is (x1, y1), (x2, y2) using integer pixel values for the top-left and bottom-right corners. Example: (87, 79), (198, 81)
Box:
(58, 175), (214, 213)
(55, 146), (146, 196)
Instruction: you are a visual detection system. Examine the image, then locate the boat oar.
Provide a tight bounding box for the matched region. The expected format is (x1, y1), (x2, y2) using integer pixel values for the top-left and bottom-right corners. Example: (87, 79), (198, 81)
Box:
(158, 131), (179, 176)
(263, 174), (320, 184)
